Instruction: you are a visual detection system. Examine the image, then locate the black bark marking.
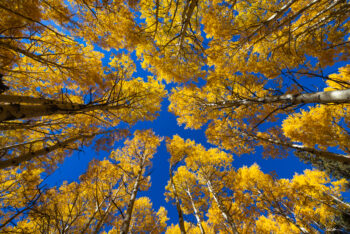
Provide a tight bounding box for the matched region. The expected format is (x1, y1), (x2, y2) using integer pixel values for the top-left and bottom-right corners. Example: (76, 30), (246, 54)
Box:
(0, 74), (9, 94)
(4, 112), (17, 121)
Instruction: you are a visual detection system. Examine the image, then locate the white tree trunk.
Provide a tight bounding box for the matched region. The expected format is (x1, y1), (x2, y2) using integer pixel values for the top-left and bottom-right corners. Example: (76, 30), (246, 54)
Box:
(186, 188), (205, 234)
(0, 95), (126, 122)
(206, 89), (350, 108)
(120, 165), (144, 234)
(206, 180), (239, 234)
(253, 133), (350, 164)
(170, 168), (187, 234)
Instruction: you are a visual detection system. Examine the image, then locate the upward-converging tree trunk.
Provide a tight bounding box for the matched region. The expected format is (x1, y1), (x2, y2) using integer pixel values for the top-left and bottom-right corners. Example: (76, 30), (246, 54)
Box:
(169, 166), (187, 234)
(251, 132), (350, 164)
(257, 190), (309, 234)
(186, 188), (205, 234)
(0, 95), (128, 122)
(119, 165), (144, 234)
(206, 180), (239, 234)
(208, 89), (350, 108)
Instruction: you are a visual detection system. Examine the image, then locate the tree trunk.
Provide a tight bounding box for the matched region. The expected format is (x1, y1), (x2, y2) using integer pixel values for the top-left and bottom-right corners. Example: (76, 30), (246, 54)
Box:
(80, 197), (109, 234)
(207, 89), (350, 108)
(93, 202), (112, 234)
(257, 190), (309, 234)
(186, 188), (205, 234)
(206, 180), (239, 234)
(328, 194), (350, 210)
(170, 167), (187, 234)
(252, 133), (350, 164)
(0, 103), (108, 122)
(0, 95), (126, 122)
(119, 167), (143, 234)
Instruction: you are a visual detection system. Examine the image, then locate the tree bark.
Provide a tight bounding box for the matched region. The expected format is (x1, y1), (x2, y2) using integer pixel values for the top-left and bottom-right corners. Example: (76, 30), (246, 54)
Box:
(207, 89), (350, 108)
(186, 188), (205, 234)
(206, 180), (239, 234)
(119, 166), (143, 234)
(0, 95), (129, 122)
(0, 102), (126, 122)
(252, 133), (350, 164)
(170, 167), (187, 234)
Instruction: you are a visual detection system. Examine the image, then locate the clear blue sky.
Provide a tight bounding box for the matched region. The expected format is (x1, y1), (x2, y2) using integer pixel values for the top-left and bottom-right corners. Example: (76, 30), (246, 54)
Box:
(46, 75), (313, 226)
(45, 32), (349, 226)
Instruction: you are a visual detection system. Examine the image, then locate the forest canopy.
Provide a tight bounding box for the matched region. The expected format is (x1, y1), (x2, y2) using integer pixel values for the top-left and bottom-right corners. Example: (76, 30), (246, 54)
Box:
(0, 0), (350, 233)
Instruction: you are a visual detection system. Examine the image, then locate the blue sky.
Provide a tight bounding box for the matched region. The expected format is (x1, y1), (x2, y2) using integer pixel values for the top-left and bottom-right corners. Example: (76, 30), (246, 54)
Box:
(43, 18), (349, 226)
(46, 93), (313, 225)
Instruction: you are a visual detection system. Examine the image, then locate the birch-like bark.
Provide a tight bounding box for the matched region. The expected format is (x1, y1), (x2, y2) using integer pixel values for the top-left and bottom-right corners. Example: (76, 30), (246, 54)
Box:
(206, 180), (239, 234)
(186, 188), (205, 234)
(92, 184), (124, 234)
(251, 0), (321, 45)
(0, 101), (126, 122)
(327, 194), (350, 210)
(206, 89), (350, 108)
(92, 202), (113, 234)
(245, 0), (298, 41)
(80, 183), (123, 234)
(257, 190), (309, 234)
(170, 167), (187, 234)
(80, 197), (109, 234)
(119, 166), (143, 234)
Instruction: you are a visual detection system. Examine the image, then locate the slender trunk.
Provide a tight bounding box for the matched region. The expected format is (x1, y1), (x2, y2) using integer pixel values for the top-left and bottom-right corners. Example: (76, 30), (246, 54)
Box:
(0, 134), (83, 169)
(257, 190), (309, 234)
(80, 197), (109, 234)
(80, 184), (123, 234)
(80, 204), (102, 234)
(206, 180), (239, 234)
(252, 133), (350, 164)
(208, 89), (350, 108)
(251, 0), (322, 45)
(278, 201), (309, 233)
(186, 188), (205, 234)
(170, 167), (186, 234)
(93, 202), (112, 234)
(245, 0), (297, 42)
(328, 194), (350, 210)
(0, 130), (116, 169)
(119, 167), (143, 234)
(0, 101), (126, 122)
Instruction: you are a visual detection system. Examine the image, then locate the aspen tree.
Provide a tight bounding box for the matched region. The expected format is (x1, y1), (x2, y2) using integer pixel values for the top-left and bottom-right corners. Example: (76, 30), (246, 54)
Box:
(167, 0), (350, 165)
(2, 130), (167, 232)
(166, 136), (350, 233)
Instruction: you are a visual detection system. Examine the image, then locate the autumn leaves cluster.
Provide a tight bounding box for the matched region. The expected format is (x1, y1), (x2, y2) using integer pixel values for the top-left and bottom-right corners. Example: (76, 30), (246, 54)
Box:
(1, 0), (350, 233)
